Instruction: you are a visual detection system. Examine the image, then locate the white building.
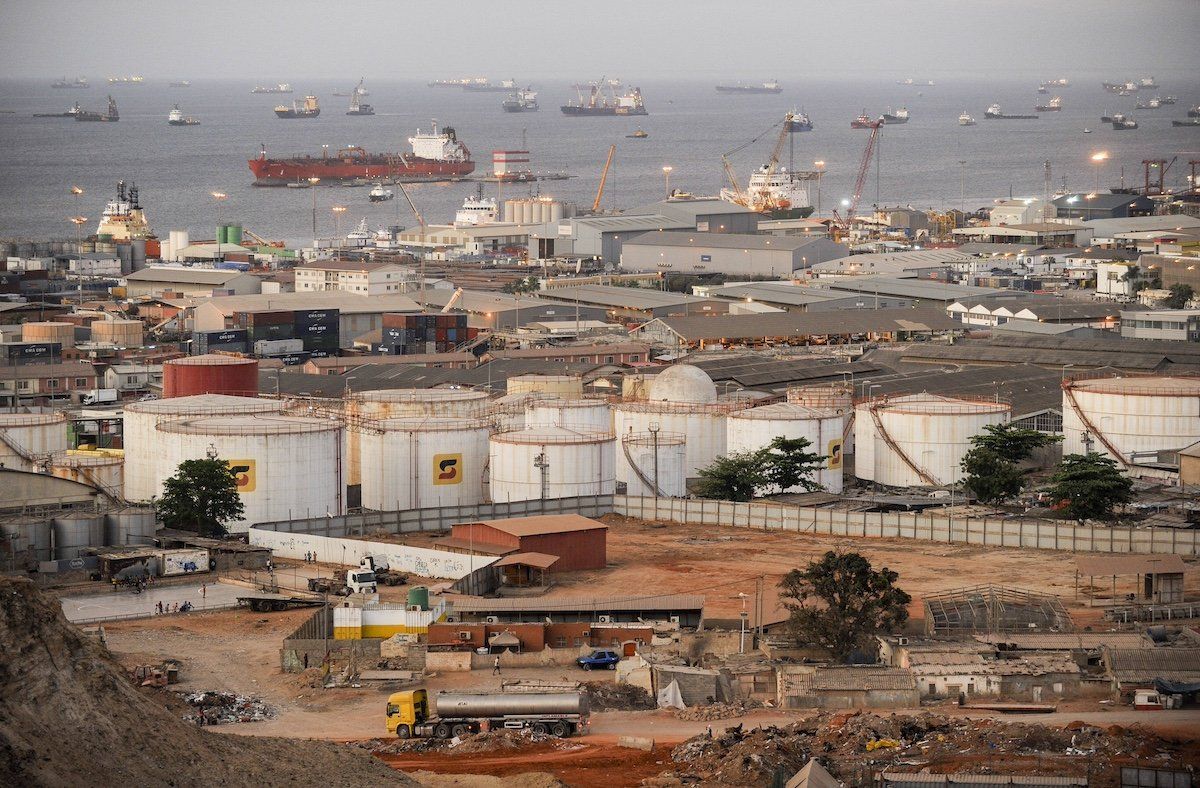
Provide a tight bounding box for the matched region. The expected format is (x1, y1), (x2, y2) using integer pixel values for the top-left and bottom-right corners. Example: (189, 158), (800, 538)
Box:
(294, 260), (419, 295)
(103, 363), (162, 393)
(989, 198), (1048, 227)
(1121, 309), (1200, 342)
(121, 267), (262, 298)
(1096, 261), (1141, 297)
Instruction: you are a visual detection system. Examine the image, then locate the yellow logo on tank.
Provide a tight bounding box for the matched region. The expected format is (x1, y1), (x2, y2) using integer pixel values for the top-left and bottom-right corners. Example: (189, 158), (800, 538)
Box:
(227, 459), (256, 493)
(433, 453), (463, 485)
(826, 439), (844, 470)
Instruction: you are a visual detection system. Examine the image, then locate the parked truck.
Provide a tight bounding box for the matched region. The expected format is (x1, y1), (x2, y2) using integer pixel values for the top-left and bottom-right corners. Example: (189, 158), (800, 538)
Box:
(362, 556), (407, 586)
(82, 388), (118, 405)
(385, 689), (589, 740)
(307, 562), (378, 596)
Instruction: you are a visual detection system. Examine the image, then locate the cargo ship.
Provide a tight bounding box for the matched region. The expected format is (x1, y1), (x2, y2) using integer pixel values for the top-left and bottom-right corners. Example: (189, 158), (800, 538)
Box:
(75, 95), (119, 122)
(1139, 77), (1158, 89)
(1111, 116), (1138, 130)
(34, 102), (82, 118)
(252, 83), (293, 94)
(275, 95), (320, 118)
(502, 88), (538, 112)
(1035, 96), (1062, 112)
(428, 79), (469, 88)
(715, 80), (782, 94)
(463, 79), (516, 93)
(1134, 97), (1160, 110)
(170, 80), (191, 88)
(984, 103), (1036, 120)
(167, 105), (200, 126)
(851, 111), (880, 129)
(1160, 96), (1177, 105)
(52, 76), (89, 89)
(881, 107), (909, 124)
(249, 122), (474, 185)
(785, 110), (812, 131)
(561, 83), (646, 116)
(1172, 119), (1200, 127)
(107, 75), (144, 85)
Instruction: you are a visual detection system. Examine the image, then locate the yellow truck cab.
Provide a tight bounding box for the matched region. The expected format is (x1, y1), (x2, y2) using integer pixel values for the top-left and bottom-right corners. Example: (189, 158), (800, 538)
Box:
(385, 689), (428, 738)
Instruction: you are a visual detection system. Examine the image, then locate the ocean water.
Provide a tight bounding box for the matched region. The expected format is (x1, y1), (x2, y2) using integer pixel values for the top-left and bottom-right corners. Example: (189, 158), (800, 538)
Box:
(0, 77), (1197, 245)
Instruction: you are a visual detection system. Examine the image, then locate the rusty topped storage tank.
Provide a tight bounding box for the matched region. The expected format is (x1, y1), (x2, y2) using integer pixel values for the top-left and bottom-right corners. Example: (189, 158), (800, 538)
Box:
(22, 321), (76, 348)
(163, 354), (258, 398)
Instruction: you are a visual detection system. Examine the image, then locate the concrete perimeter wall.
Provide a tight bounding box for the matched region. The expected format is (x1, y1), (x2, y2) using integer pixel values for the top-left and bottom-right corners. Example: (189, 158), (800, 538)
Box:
(247, 528), (497, 579)
(614, 496), (1200, 556)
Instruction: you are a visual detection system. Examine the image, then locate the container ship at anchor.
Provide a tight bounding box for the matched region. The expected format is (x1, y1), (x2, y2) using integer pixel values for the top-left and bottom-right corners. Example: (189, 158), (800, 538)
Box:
(248, 123), (474, 185)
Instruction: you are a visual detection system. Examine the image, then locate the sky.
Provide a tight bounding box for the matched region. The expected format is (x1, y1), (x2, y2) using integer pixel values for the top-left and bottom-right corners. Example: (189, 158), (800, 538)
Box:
(2, 0), (1198, 81)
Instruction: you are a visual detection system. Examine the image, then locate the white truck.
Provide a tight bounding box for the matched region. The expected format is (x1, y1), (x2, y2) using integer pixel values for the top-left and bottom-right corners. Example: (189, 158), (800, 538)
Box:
(82, 388), (118, 405)
(307, 560), (379, 596)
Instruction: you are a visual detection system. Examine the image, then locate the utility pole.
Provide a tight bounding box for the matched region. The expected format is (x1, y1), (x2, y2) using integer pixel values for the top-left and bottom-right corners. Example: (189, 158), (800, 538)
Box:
(534, 450), (550, 500)
(958, 160), (967, 218)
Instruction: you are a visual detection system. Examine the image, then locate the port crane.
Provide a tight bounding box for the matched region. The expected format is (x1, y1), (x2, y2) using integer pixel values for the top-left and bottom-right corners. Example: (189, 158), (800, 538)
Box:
(831, 119), (882, 233)
(593, 144), (616, 212)
(722, 113), (815, 213)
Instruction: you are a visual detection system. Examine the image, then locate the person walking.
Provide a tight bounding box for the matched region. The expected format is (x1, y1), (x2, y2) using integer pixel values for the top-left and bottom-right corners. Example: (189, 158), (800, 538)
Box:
(201, 584), (207, 600)
(492, 656), (501, 676)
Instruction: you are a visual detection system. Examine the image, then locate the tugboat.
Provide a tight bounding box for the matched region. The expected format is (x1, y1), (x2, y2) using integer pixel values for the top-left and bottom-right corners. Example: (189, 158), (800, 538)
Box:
(561, 81), (647, 116)
(1190, 106), (1200, 118)
(881, 107), (909, 124)
(984, 103), (1037, 120)
(346, 82), (374, 115)
(167, 104), (200, 126)
(785, 110), (813, 132)
(1037, 83), (1049, 94)
(75, 95), (119, 122)
(275, 95), (320, 118)
(33, 102), (83, 118)
(1112, 116), (1139, 130)
(851, 111), (879, 129)
(958, 111), (976, 126)
(368, 183), (394, 202)
(52, 76), (89, 89)
(626, 129), (649, 139)
(502, 88), (539, 112)
(1035, 96), (1062, 112)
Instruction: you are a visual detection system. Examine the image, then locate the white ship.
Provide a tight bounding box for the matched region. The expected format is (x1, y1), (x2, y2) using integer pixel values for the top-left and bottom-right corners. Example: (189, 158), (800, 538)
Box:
(346, 218), (373, 246)
(368, 183), (394, 202)
(958, 111), (976, 126)
(720, 165), (815, 218)
(96, 181), (151, 240)
(454, 194), (498, 226)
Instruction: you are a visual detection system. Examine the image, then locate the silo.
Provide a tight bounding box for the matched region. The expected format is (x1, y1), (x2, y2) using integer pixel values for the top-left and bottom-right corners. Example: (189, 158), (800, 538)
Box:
(617, 431), (687, 497)
(122, 394), (283, 502)
(1, 519), (53, 566)
(227, 224), (244, 245)
(788, 383), (856, 452)
(646, 364), (718, 404)
(613, 401), (734, 478)
(727, 403), (846, 493)
(104, 507), (158, 548)
(0, 410), (69, 471)
(131, 238), (147, 269)
(156, 414), (345, 531)
(53, 512), (106, 559)
(1062, 376), (1200, 473)
(549, 201), (565, 223)
(359, 416), (490, 511)
(489, 426), (616, 503)
(91, 319), (144, 347)
(163, 354), (259, 398)
(506, 374), (584, 397)
(159, 238), (173, 262)
(503, 200), (518, 223)
(525, 399), (612, 432)
(347, 389), (492, 487)
(855, 394), (1010, 488)
(50, 451), (125, 496)
(22, 322), (75, 348)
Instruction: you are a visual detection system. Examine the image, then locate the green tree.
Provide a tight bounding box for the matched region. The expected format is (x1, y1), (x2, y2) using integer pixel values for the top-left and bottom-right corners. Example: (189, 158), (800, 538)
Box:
(1046, 452), (1134, 523)
(779, 551), (911, 661)
(960, 424), (1061, 505)
(501, 276), (540, 295)
(1163, 283), (1195, 309)
(693, 452), (765, 502)
(762, 436), (827, 494)
(156, 458), (244, 537)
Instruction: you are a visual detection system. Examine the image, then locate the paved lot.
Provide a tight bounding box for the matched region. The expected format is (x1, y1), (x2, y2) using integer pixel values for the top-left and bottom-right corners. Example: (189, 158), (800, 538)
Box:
(60, 580), (244, 622)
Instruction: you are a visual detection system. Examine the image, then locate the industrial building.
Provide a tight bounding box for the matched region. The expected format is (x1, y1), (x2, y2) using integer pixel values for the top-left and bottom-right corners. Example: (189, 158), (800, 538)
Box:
(446, 593), (705, 627)
(444, 514), (608, 573)
(703, 281), (912, 312)
(807, 250), (974, 279)
(539, 284), (730, 321)
(619, 231), (846, 277)
(420, 289), (608, 331)
(1051, 192), (1155, 221)
(1121, 309), (1200, 342)
(294, 260), (418, 295)
(951, 223), (1090, 247)
(121, 267), (262, 298)
(1142, 254), (1200, 293)
(190, 292), (422, 348)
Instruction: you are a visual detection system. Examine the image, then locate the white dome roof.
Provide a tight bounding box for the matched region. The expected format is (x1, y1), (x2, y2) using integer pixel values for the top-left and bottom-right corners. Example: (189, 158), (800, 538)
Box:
(648, 364), (717, 404)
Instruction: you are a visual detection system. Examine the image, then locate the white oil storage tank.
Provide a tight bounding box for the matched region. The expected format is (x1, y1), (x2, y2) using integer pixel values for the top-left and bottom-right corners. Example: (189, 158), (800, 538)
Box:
(727, 403), (846, 493)
(855, 394), (1010, 488)
(489, 426), (615, 503)
(787, 383), (855, 452)
(0, 409), (69, 472)
(1062, 376), (1200, 476)
(359, 417), (490, 511)
(506, 374), (584, 398)
(613, 402), (739, 478)
(617, 431), (687, 497)
(155, 414), (345, 531)
(123, 394), (284, 502)
(50, 450), (125, 497)
(647, 365), (718, 404)
(525, 398), (612, 432)
(52, 512), (105, 559)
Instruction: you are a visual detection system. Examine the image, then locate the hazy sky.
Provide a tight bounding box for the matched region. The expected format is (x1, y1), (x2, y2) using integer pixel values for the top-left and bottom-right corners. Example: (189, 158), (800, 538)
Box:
(3, 0), (1198, 81)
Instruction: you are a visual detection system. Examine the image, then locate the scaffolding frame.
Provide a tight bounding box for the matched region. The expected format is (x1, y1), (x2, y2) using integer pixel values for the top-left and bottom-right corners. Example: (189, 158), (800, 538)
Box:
(923, 584), (1074, 636)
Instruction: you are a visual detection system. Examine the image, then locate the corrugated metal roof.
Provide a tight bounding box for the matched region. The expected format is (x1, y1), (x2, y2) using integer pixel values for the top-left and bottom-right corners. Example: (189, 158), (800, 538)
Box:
(644, 307), (958, 342)
(882, 773), (1087, 786)
(823, 277), (1007, 302)
(542, 285), (720, 310)
(494, 552), (560, 569)
(465, 514), (608, 537)
(199, 292), (422, 315)
(124, 267), (250, 284)
(975, 633), (1149, 650)
(449, 593), (705, 613)
(1076, 554), (1187, 576)
(1106, 648), (1200, 680)
(624, 230), (831, 251)
(803, 667), (916, 691)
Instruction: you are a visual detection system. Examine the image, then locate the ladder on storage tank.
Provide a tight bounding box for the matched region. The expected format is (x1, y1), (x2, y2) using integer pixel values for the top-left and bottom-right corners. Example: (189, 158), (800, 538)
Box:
(868, 402), (938, 486)
(1061, 384), (1131, 469)
(621, 436), (667, 497)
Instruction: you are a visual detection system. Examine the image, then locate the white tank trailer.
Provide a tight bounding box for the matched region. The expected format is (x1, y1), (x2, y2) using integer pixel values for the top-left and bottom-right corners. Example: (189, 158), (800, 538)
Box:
(726, 403), (846, 493)
(616, 430), (687, 497)
(854, 394), (1010, 488)
(1062, 376), (1200, 478)
(154, 414), (345, 531)
(358, 417), (490, 511)
(489, 425), (616, 503)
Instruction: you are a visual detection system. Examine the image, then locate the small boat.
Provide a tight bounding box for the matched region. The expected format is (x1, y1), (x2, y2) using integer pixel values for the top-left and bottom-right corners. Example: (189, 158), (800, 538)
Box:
(34, 102), (82, 118)
(1190, 106), (1200, 118)
(1135, 97), (1160, 110)
(1172, 119), (1200, 128)
(502, 88), (539, 113)
(169, 81), (191, 88)
(958, 111), (976, 126)
(253, 83), (293, 94)
(881, 107), (909, 124)
(1139, 76), (1158, 89)
(1037, 83), (1049, 94)
(1083, 128), (1092, 133)
(785, 110), (812, 132)
(286, 181), (313, 189)
(626, 129), (648, 139)
(167, 104), (200, 126)
(368, 183), (394, 202)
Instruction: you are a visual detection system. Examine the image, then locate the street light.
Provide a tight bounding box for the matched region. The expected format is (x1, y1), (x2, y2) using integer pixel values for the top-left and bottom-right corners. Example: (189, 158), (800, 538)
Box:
(332, 204), (347, 239)
(1090, 151), (1109, 203)
(211, 191), (227, 261)
(308, 177), (321, 243)
(662, 166), (673, 199)
(69, 216), (88, 304)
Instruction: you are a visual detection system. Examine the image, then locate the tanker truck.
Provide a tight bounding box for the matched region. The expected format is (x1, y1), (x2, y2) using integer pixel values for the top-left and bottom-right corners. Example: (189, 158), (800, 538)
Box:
(385, 688), (589, 739)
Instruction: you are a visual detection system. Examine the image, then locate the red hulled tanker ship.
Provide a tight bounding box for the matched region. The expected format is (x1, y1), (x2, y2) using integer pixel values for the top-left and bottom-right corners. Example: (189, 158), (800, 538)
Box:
(248, 122), (474, 185)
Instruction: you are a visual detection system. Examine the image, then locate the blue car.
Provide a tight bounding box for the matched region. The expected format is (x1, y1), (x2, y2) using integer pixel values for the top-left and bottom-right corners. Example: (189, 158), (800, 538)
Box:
(576, 650), (620, 671)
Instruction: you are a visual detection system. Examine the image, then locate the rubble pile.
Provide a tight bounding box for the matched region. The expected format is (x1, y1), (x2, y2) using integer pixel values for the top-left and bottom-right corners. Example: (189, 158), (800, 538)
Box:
(583, 680), (656, 711)
(180, 691), (275, 725)
(367, 728), (568, 756)
(661, 712), (1197, 785)
(673, 699), (759, 721)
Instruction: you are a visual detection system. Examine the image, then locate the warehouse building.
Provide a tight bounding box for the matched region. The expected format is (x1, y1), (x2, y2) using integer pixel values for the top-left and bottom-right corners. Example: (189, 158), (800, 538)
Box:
(808, 250), (974, 279)
(1051, 193), (1155, 221)
(1142, 254), (1200, 293)
(191, 292), (422, 348)
(821, 277), (1009, 305)
(121, 267), (262, 298)
(442, 515), (607, 573)
(539, 284), (730, 321)
(1121, 309), (1200, 342)
(1084, 215), (1200, 245)
(447, 593), (705, 626)
(420, 289), (608, 331)
(705, 281), (911, 312)
(619, 231), (846, 277)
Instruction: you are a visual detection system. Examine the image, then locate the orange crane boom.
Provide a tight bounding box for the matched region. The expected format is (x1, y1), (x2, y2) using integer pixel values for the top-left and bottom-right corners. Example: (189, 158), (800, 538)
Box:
(848, 121), (882, 222)
(593, 144), (616, 212)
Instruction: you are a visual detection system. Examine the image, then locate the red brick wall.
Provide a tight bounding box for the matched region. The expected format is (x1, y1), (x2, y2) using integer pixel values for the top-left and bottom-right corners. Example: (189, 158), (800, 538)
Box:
(427, 622), (546, 651)
(518, 529), (606, 572)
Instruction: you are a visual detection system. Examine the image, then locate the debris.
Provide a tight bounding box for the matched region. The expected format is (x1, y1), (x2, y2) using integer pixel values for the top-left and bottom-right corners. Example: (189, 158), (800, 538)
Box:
(179, 691), (274, 725)
(867, 738), (901, 751)
(618, 735), (655, 752)
(673, 699), (760, 721)
(582, 680), (656, 711)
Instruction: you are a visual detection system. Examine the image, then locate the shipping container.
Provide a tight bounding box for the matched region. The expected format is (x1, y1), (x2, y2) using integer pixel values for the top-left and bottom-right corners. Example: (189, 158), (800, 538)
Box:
(236, 310), (293, 327)
(158, 548), (209, 576)
(296, 321), (337, 338)
(4, 341), (61, 364)
(254, 338), (304, 356)
(293, 308), (339, 327)
(276, 352), (310, 366)
(246, 323), (295, 343)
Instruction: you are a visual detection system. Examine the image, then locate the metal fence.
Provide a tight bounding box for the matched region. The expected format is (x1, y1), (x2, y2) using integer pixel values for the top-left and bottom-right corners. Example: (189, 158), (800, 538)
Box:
(614, 496), (1200, 557)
